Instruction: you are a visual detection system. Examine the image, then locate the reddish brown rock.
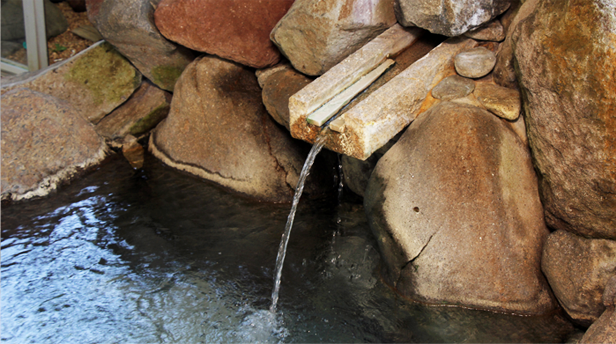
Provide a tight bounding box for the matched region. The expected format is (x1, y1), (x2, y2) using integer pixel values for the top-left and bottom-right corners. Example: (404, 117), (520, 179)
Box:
(1, 88), (107, 201)
(154, 0), (293, 69)
(512, 0), (616, 239)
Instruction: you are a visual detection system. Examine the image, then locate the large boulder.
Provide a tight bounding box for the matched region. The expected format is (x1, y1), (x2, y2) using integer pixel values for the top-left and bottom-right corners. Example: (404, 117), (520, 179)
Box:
(150, 56), (332, 202)
(1, 88), (107, 201)
(154, 0), (293, 69)
(1, 41), (141, 124)
(365, 101), (556, 315)
(542, 230), (616, 326)
(395, 0), (511, 37)
(512, 0), (616, 239)
(87, 0), (195, 91)
(271, 0), (397, 76)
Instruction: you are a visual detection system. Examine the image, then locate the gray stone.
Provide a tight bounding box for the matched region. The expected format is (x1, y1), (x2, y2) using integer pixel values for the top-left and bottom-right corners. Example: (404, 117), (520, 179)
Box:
(474, 82), (520, 120)
(454, 47), (497, 78)
(365, 101), (556, 315)
(87, 0), (195, 91)
(1, 0), (68, 41)
(512, 0), (616, 239)
(542, 230), (616, 326)
(1, 41), (142, 124)
(464, 19), (506, 42)
(149, 56), (332, 202)
(395, 0), (511, 37)
(431, 75), (475, 100)
(1, 88), (107, 201)
(270, 0), (397, 76)
(95, 81), (171, 145)
(1, 41), (23, 58)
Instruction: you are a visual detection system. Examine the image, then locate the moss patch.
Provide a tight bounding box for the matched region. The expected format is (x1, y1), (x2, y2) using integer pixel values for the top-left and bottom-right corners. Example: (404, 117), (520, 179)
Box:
(129, 104), (170, 136)
(151, 65), (184, 91)
(65, 42), (141, 105)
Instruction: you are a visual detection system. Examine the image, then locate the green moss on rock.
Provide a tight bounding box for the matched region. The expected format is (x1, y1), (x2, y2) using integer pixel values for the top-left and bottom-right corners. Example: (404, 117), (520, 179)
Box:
(65, 42), (141, 105)
(129, 104), (170, 136)
(151, 65), (184, 91)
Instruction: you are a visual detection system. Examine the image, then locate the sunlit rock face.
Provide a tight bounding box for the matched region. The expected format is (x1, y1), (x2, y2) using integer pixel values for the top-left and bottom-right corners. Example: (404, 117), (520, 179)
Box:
(395, 0), (511, 37)
(149, 56), (333, 203)
(154, 0), (294, 69)
(365, 101), (557, 315)
(271, 0), (397, 76)
(1, 88), (107, 201)
(512, 0), (616, 239)
(87, 0), (195, 91)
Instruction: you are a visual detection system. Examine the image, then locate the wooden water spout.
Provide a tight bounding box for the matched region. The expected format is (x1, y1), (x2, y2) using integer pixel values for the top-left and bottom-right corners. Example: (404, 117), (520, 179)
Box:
(289, 25), (478, 161)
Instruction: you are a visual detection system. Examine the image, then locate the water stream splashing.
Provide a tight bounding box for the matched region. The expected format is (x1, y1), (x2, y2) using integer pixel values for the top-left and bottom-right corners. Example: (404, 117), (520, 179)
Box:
(270, 134), (328, 313)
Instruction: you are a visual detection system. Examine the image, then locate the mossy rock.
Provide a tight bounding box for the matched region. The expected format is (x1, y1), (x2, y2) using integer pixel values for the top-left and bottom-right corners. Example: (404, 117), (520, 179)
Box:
(66, 42), (141, 106)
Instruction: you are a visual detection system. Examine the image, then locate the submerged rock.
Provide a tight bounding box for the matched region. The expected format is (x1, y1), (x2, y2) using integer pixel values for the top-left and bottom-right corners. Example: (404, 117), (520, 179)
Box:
(1, 41), (141, 124)
(95, 81), (171, 146)
(542, 230), (616, 326)
(154, 0), (293, 69)
(395, 0), (510, 37)
(512, 0), (616, 239)
(150, 56), (331, 202)
(271, 0), (397, 76)
(454, 46), (497, 79)
(87, 0), (195, 91)
(365, 101), (556, 315)
(1, 88), (107, 201)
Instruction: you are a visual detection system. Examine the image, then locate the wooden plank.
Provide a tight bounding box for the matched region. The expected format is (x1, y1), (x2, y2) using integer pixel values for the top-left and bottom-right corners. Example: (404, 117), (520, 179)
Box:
(289, 25), (423, 120)
(307, 59), (395, 126)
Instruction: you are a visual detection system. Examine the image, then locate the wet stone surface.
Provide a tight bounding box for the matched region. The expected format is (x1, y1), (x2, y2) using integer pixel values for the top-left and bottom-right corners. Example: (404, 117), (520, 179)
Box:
(431, 75), (475, 100)
(454, 46), (497, 79)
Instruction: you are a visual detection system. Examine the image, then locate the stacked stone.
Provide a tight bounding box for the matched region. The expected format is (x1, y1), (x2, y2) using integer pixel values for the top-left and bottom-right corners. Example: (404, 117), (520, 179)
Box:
(1, 0), (614, 339)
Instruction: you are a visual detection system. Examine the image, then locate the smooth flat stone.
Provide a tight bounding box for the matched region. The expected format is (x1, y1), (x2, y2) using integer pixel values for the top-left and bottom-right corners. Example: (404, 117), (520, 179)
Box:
(454, 47), (497, 78)
(431, 75), (475, 100)
(474, 82), (521, 120)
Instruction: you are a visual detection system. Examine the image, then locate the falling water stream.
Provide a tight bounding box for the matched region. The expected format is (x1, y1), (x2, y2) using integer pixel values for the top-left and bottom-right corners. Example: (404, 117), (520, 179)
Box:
(270, 135), (327, 313)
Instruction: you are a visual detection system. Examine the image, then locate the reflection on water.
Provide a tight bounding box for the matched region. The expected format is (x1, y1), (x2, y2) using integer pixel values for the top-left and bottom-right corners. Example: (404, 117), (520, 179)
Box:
(2, 153), (575, 343)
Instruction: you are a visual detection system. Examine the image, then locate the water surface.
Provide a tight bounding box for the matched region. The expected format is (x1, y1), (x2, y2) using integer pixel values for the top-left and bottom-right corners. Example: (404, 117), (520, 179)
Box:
(2, 153), (575, 343)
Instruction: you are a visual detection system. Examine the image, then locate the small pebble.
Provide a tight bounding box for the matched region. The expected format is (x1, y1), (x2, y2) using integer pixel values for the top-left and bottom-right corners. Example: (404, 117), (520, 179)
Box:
(454, 47), (497, 79)
(431, 75), (475, 101)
